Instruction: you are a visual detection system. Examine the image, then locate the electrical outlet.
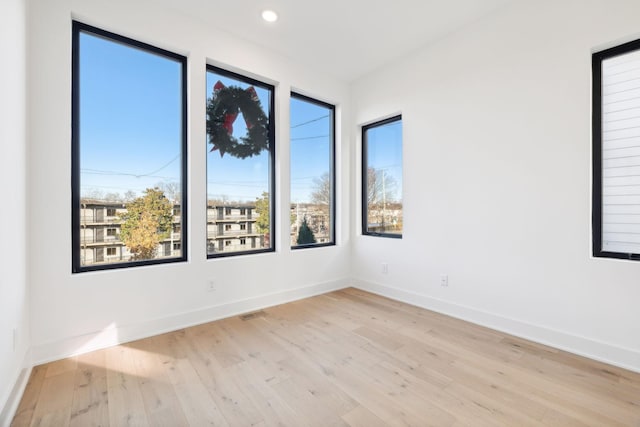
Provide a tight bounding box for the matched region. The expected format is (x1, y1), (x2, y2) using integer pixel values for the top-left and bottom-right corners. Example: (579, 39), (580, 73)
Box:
(381, 262), (388, 274)
(440, 274), (449, 287)
(207, 279), (216, 292)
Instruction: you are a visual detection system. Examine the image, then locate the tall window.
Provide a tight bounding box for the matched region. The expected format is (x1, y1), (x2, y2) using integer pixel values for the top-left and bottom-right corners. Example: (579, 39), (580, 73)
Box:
(206, 66), (275, 257)
(593, 39), (640, 260)
(72, 22), (187, 273)
(290, 93), (335, 248)
(362, 115), (403, 238)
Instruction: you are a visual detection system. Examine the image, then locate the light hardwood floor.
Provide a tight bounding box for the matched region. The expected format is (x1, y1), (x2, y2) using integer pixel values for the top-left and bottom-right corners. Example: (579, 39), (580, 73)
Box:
(11, 288), (640, 426)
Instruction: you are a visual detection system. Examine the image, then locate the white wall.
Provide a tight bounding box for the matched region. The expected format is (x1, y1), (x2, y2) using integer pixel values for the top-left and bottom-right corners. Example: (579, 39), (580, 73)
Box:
(0, 0), (31, 422)
(352, 0), (640, 371)
(27, 0), (351, 364)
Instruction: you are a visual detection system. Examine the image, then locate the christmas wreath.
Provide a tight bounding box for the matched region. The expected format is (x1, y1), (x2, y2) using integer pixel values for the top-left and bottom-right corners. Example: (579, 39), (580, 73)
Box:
(206, 81), (269, 159)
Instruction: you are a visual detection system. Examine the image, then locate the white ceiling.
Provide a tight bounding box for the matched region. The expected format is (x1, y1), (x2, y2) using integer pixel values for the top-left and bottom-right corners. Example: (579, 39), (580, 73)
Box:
(157, 0), (515, 82)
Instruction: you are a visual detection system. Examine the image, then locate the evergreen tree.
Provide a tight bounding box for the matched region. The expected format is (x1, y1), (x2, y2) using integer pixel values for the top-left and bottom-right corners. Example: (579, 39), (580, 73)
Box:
(119, 188), (173, 260)
(296, 216), (317, 245)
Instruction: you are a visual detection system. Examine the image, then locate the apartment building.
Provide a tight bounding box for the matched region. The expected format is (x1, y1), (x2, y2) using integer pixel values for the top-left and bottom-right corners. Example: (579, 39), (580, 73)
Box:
(79, 200), (183, 265)
(206, 204), (264, 253)
(81, 200), (336, 265)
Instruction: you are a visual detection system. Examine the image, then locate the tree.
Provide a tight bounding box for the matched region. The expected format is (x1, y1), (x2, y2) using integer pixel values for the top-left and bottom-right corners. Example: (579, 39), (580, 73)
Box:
(367, 167), (397, 206)
(255, 192), (270, 246)
(83, 188), (104, 201)
(119, 188), (173, 260)
(366, 167), (401, 232)
(104, 192), (121, 202)
(155, 181), (181, 203)
(308, 172), (332, 236)
(296, 216), (317, 245)
(310, 172), (331, 206)
(123, 190), (137, 202)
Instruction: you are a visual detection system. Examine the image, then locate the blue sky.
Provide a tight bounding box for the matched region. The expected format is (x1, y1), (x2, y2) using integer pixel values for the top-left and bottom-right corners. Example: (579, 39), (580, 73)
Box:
(79, 32), (401, 206)
(289, 96), (331, 203)
(79, 31), (333, 205)
(205, 71), (271, 203)
(366, 120), (403, 202)
(205, 72), (332, 204)
(79, 32), (182, 199)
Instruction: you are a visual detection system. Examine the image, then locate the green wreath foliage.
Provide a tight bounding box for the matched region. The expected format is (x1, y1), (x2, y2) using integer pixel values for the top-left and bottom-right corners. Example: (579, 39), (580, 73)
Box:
(206, 84), (269, 159)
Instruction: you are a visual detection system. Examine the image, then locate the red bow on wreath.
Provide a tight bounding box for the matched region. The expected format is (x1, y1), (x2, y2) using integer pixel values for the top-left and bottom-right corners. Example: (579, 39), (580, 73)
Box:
(213, 81), (259, 135)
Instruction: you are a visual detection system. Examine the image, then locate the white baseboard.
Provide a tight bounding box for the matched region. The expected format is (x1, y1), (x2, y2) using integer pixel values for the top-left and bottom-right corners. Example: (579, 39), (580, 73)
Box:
(0, 349), (32, 427)
(31, 278), (350, 365)
(353, 279), (640, 374)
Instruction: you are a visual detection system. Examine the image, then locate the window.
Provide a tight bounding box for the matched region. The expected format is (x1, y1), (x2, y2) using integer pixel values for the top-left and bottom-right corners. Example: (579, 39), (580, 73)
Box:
(206, 65), (275, 257)
(362, 115), (403, 237)
(106, 228), (117, 237)
(240, 223), (246, 230)
(225, 224), (232, 231)
(593, 39), (640, 260)
(290, 93), (335, 248)
(72, 22), (187, 272)
(106, 247), (117, 256)
(240, 238), (246, 245)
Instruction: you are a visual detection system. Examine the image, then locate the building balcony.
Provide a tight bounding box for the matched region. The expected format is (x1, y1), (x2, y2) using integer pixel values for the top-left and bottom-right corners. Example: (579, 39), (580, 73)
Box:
(80, 240), (124, 247)
(80, 218), (122, 226)
(207, 215), (254, 223)
(207, 230), (261, 239)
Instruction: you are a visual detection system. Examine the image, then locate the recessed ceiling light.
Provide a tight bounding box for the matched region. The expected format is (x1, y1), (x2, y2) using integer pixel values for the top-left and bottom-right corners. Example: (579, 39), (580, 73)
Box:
(261, 10), (278, 23)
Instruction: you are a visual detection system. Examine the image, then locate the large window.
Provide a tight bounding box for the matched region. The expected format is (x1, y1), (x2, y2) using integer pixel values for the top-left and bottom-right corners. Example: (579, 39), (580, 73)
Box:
(72, 22), (187, 273)
(206, 66), (275, 257)
(593, 39), (640, 260)
(290, 93), (335, 248)
(362, 115), (403, 237)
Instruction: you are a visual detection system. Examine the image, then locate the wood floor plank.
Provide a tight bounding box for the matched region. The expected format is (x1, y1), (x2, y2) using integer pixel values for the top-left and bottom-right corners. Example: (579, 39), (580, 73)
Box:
(341, 405), (387, 427)
(28, 368), (75, 427)
(10, 365), (47, 427)
(127, 339), (190, 427)
(68, 350), (109, 427)
(163, 353), (230, 426)
(105, 345), (149, 426)
(11, 288), (640, 426)
(181, 326), (265, 426)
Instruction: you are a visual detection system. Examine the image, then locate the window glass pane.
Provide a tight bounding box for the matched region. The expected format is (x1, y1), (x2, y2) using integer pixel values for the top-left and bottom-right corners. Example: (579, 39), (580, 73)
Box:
(594, 40), (640, 258)
(206, 67), (274, 256)
(363, 116), (403, 237)
(290, 94), (335, 248)
(72, 23), (187, 272)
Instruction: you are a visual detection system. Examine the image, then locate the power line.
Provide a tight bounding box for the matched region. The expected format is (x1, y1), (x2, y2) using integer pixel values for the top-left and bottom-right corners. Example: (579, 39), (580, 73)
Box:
(290, 114), (329, 129)
(137, 154), (180, 177)
(291, 135), (329, 141)
(80, 154), (180, 179)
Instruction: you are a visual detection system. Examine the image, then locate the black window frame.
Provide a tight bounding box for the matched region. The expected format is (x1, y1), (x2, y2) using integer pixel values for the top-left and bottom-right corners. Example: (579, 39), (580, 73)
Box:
(205, 65), (276, 259)
(71, 21), (188, 273)
(362, 115), (403, 239)
(593, 38), (640, 261)
(290, 92), (336, 250)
